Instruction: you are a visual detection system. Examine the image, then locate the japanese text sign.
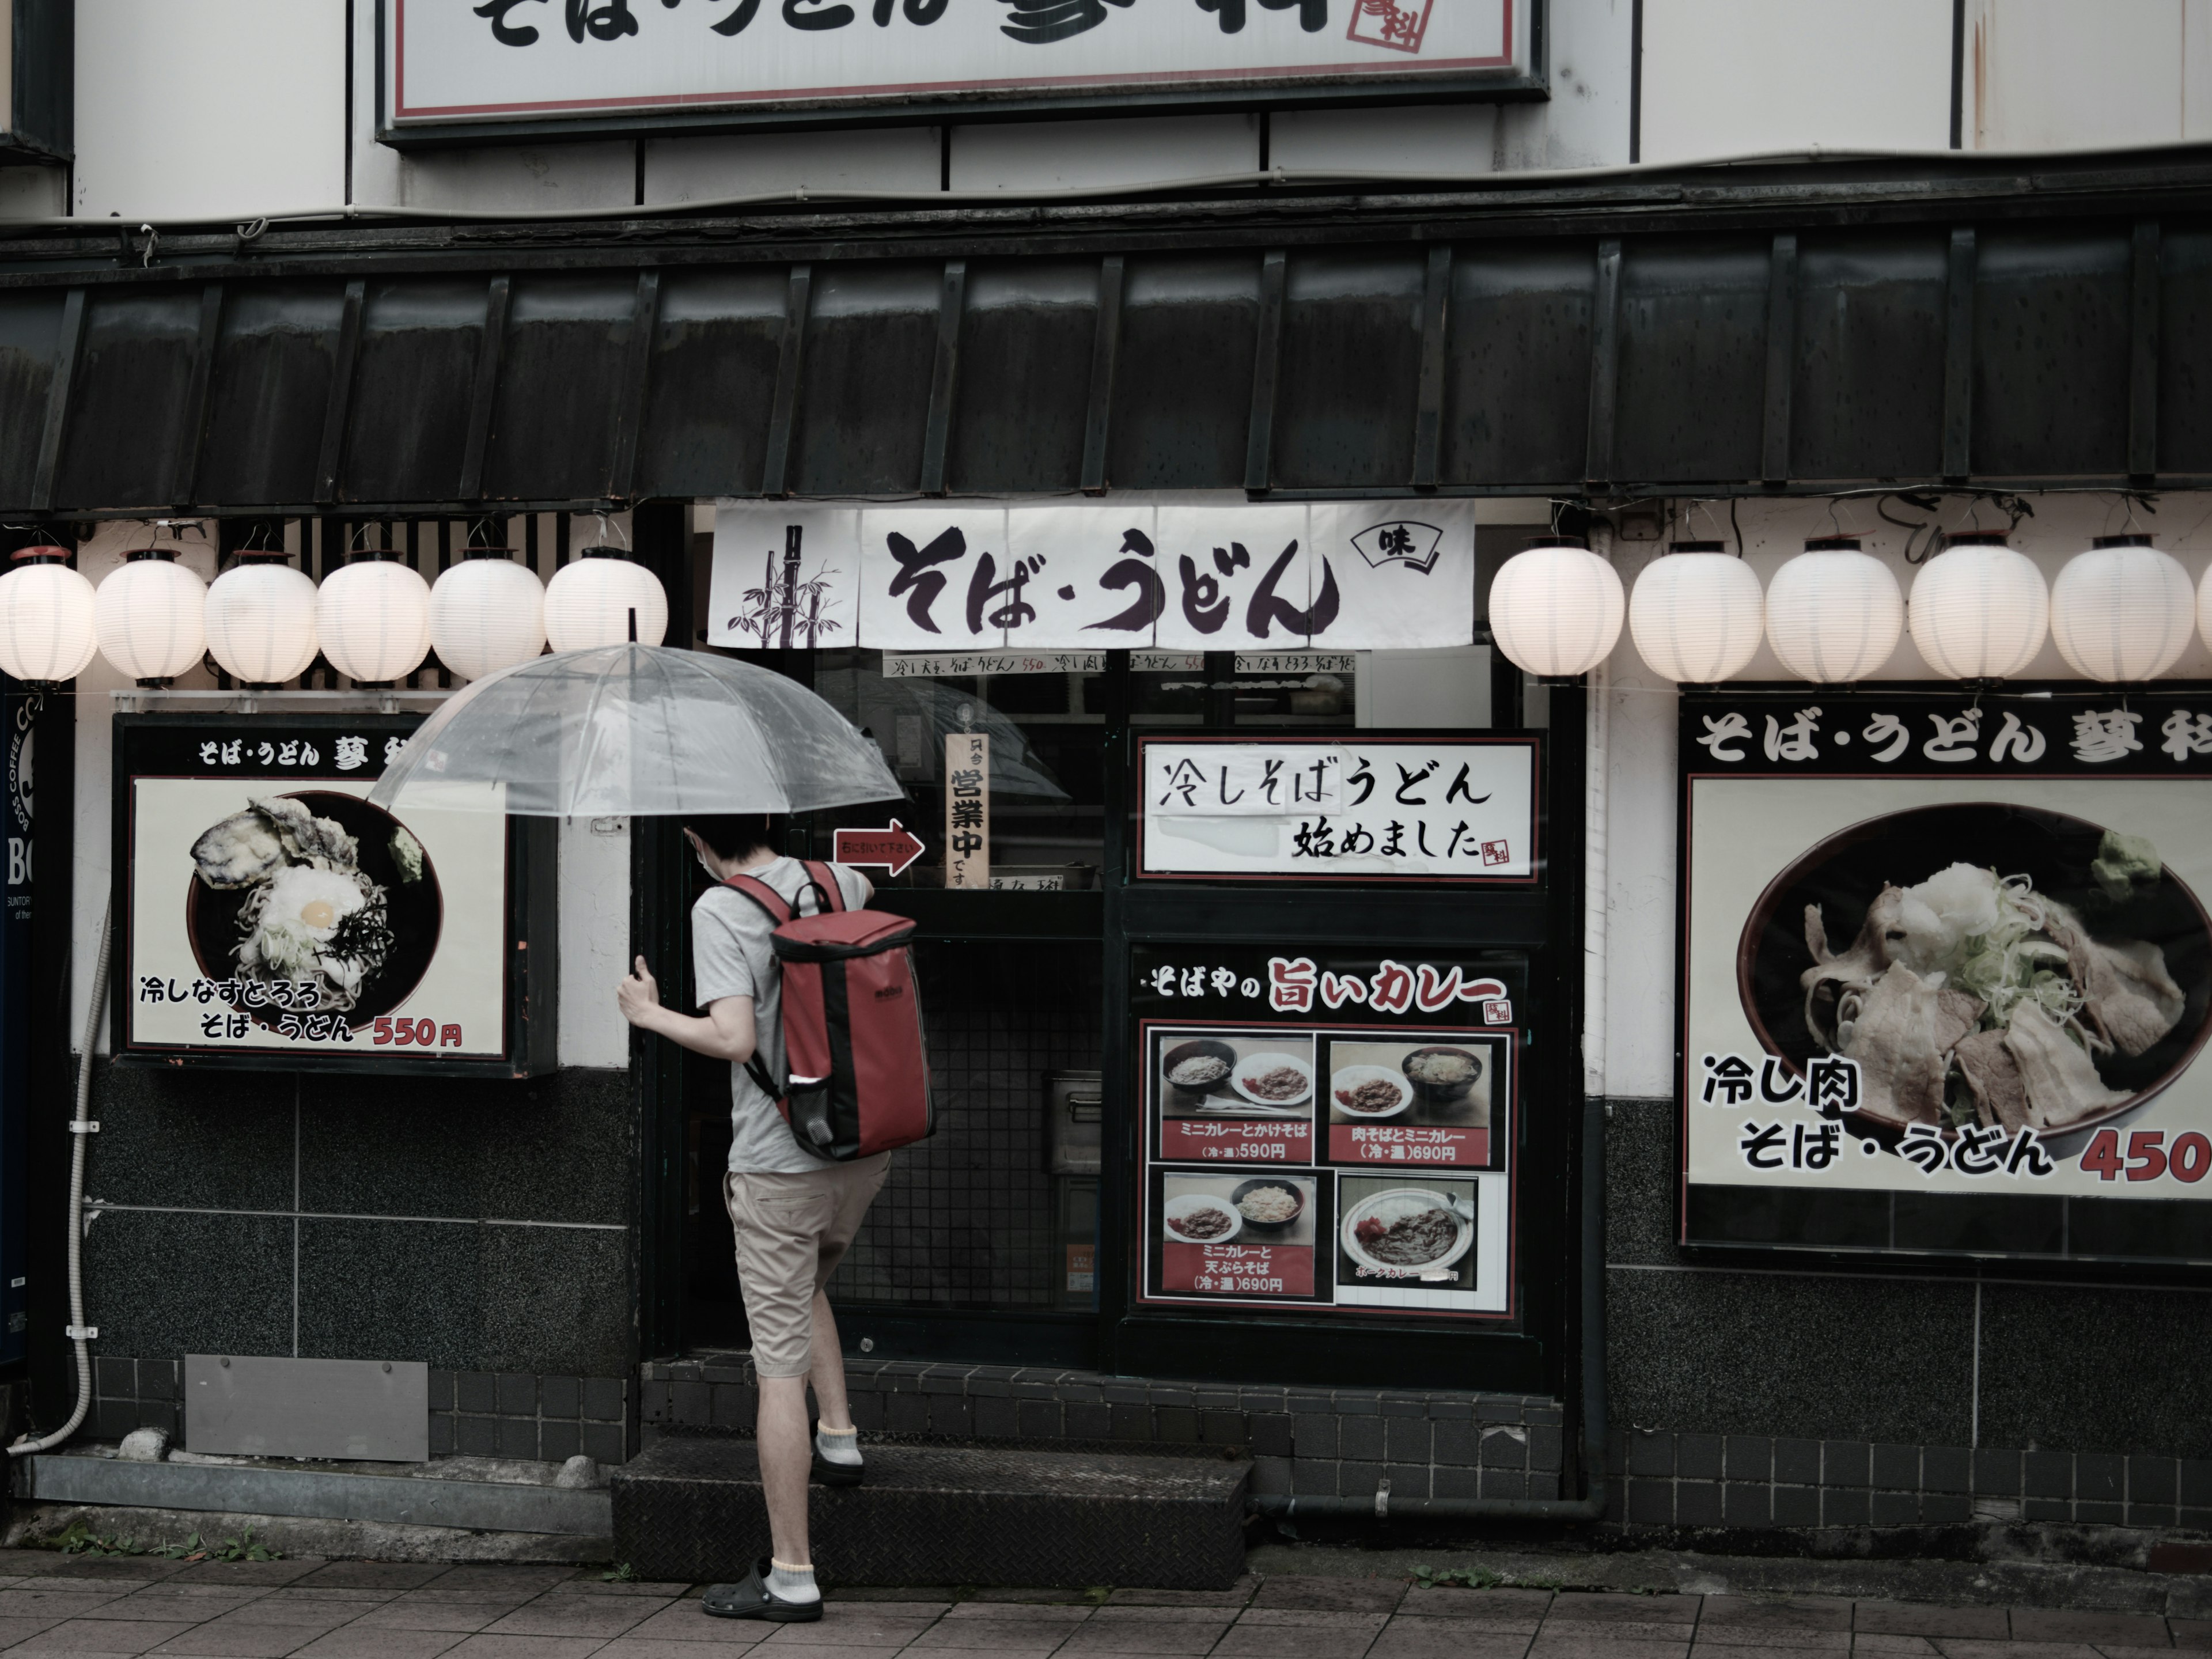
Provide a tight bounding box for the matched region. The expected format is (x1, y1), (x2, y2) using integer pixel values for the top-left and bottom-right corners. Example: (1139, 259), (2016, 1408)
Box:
(1680, 687), (2212, 1268)
(389, 0), (1522, 128)
(115, 717), (524, 1073)
(944, 731), (990, 889)
(1138, 736), (1536, 882)
(709, 502), (1475, 653)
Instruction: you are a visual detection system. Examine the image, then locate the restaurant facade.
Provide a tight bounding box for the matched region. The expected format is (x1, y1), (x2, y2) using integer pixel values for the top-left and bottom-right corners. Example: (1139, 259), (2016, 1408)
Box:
(1, 0), (2212, 1564)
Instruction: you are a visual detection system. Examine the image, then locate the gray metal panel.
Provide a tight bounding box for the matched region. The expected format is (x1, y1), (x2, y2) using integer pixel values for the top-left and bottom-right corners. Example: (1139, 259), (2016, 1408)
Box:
(1612, 236), (1770, 486)
(483, 271), (639, 503)
(185, 1354), (430, 1463)
(53, 288), (202, 511)
(1791, 231), (1949, 484)
(948, 259), (1098, 495)
(0, 288), (65, 510)
(635, 266), (787, 500)
(1108, 253), (1262, 489)
(1271, 250), (1426, 490)
(1972, 226), (2132, 479)
(1438, 241), (1595, 488)
(340, 277), (487, 506)
(198, 282), (346, 510)
(24, 1452), (609, 1535)
(791, 262), (941, 496)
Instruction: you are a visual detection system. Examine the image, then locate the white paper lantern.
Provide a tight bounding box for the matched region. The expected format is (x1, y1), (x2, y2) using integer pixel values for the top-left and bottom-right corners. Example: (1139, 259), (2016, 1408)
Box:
(1628, 541), (1764, 684)
(206, 554), (320, 685)
(0, 547), (97, 684)
(543, 550), (669, 652)
(1907, 531), (2050, 681)
(430, 550), (546, 681)
(2052, 535), (2195, 683)
(1487, 535), (1624, 680)
(1765, 536), (1904, 683)
(95, 548), (207, 685)
(317, 553), (432, 685)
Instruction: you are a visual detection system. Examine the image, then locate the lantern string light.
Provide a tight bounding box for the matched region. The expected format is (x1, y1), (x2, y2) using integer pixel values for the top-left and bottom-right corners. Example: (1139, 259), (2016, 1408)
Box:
(1628, 541), (1765, 685)
(431, 548), (547, 681)
(1487, 534), (1624, 682)
(1906, 531), (2049, 683)
(0, 547), (98, 685)
(544, 548), (668, 653)
(1765, 536), (1904, 684)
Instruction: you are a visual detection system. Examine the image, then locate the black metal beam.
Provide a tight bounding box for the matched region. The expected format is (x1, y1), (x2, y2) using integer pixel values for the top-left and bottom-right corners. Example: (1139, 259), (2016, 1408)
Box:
(29, 289), (82, 515)
(1081, 254), (1124, 497)
(458, 274), (511, 502)
(175, 283), (225, 507)
(919, 258), (967, 497)
(1412, 244), (1452, 490)
(1585, 240), (1622, 490)
(315, 279), (366, 506)
(612, 267), (662, 501)
(1942, 226), (1976, 482)
(2130, 217), (2161, 482)
(1761, 233), (1797, 487)
(1244, 249), (1286, 494)
(760, 264), (812, 498)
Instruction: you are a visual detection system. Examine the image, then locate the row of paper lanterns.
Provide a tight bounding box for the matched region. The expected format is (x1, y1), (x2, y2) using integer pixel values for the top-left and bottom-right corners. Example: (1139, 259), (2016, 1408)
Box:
(0, 544), (672, 687)
(1491, 531), (2209, 684)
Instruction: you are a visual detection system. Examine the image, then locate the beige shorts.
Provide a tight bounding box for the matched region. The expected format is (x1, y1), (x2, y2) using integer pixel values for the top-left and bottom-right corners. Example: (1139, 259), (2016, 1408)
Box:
(724, 1153), (891, 1378)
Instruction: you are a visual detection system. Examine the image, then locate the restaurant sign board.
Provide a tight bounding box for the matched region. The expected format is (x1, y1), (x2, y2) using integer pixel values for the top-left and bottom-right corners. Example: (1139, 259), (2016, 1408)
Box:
(1135, 943), (1519, 1320)
(1137, 734), (1537, 882)
(1680, 687), (2212, 1266)
(113, 715), (556, 1077)
(386, 0), (1526, 132)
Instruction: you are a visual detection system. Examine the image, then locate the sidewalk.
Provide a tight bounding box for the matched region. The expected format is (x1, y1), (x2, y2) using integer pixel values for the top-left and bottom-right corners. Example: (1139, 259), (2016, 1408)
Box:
(1, 1557), (2212, 1659)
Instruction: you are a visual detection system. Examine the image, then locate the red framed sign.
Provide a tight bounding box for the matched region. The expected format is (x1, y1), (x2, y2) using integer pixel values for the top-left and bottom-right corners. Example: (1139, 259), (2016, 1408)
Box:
(1134, 943), (1520, 1321)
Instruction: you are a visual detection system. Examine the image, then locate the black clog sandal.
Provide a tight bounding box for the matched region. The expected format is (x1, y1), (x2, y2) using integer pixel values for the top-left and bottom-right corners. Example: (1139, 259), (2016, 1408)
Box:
(700, 1558), (824, 1622)
(810, 1420), (865, 1487)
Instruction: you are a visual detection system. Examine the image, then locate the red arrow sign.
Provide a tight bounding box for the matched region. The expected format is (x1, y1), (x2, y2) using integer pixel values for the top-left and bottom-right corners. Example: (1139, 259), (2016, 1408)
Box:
(833, 820), (925, 878)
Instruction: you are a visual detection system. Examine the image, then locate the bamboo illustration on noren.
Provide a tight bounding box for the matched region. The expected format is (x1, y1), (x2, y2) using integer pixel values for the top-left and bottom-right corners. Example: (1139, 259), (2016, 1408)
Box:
(732, 524), (846, 649)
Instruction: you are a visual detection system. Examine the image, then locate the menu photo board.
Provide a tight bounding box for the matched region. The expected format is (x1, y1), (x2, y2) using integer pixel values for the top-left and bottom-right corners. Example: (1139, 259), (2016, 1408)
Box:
(1135, 944), (1518, 1320)
(1681, 686), (2212, 1266)
(1137, 734), (1539, 884)
(113, 715), (556, 1077)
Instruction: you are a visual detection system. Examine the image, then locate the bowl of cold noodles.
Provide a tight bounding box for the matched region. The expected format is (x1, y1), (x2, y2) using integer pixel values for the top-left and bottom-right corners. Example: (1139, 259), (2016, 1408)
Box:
(1330, 1065), (1412, 1119)
(1164, 1192), (1241, 1244)
(1340, 1188), (1472, 1275)
(1400, 1046), (1482, 1104)
(1738, 802), (2212, 1148)
(1229, 1179), (1306, 1232)
(1161, 1039), (1237, 1103)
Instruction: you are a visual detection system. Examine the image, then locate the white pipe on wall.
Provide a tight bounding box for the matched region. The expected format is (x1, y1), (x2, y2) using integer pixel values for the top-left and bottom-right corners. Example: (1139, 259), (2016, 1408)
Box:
(1582, 531), (1612, 1104)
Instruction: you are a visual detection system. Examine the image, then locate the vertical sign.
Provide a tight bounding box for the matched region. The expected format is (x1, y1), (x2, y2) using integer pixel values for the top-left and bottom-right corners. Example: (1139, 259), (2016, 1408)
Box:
(0, 688), (44, 1364)
(945, 733), (990, 891)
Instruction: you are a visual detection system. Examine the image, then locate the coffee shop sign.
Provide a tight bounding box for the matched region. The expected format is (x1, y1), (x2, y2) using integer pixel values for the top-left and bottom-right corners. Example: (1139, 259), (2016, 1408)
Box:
(389, 0), (1522, 124)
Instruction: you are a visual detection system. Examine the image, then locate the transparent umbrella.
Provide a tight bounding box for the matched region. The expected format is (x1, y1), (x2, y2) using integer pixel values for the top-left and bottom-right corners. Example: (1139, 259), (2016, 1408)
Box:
(367, 645), (903, 817)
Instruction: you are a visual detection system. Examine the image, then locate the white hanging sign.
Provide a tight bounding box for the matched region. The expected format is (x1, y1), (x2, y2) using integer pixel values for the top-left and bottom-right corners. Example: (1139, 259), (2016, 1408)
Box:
(709, 501), (1474, 654)
(387, 0), (1524, 127)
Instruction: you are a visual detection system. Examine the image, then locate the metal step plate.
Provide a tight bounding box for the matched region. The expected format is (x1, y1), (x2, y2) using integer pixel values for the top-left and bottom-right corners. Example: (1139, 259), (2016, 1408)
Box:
(613, 1437), (1249, 1588)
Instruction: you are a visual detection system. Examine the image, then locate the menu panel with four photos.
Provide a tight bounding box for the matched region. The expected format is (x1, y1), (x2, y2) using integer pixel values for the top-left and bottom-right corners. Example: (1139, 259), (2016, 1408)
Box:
(1132, 944), (1521, 1321)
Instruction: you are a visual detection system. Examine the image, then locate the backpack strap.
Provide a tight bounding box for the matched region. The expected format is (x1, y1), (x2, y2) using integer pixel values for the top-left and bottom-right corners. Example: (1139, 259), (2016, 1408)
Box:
(799, 859), (845, 915)
(721, 872), (793, 926)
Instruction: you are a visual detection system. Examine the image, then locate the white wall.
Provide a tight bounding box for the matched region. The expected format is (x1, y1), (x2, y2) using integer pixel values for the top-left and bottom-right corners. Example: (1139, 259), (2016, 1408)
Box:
(1497, 0), (1634, 170)
(1639, 0), (1952, 164)
(1270, 105), (1499, 176)
(948, 115), (1259, 192)
(1963, 0), (2212, 151)
(558, 816), (632, 1069)
(74, 0), (346, 219)
(646, 130), (942, 202)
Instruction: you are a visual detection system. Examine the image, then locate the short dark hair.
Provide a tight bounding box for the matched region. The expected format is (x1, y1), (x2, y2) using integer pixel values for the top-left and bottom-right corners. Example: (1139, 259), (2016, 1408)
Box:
(687, 813), (785, 861)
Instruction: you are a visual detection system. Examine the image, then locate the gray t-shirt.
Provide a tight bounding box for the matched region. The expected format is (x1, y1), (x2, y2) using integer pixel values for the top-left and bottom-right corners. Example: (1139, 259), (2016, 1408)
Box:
(692, 857), (872, 1175)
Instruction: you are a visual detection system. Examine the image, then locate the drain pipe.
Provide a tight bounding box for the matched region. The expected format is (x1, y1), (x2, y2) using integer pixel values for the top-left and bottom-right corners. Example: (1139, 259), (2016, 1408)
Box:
(1253, 654), (1612, 1526)
(10, 900), (112, 1457)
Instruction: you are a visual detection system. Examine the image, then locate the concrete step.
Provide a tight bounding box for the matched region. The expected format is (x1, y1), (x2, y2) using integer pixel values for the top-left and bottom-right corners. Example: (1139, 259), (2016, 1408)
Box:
(17, 1446), (611, 1538)
(612, 1436), (1250, 1589)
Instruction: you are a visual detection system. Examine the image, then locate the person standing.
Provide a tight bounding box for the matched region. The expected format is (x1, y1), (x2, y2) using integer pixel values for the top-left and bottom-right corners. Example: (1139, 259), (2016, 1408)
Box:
(616, 812), (887, 1623)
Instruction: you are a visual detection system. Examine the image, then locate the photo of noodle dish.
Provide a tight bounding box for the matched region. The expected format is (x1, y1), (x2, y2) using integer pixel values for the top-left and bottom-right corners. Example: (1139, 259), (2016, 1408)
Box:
(1154, 1031), (1316, 1121)
(185, 791), (444, 1028)
(1740, 802), (2212, 1143)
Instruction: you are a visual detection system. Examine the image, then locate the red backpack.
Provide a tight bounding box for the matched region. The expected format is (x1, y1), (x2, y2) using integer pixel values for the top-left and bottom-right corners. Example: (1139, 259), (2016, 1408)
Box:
(723, 860), (934, 1162)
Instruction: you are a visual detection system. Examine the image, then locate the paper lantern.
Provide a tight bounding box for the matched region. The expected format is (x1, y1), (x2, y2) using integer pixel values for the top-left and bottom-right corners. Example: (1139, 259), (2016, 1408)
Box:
(0, 547), (97, 684)
(317, 552), (431, 685)
(95, 548), (207, 685)
(2051, 534), (2194, 683)
(543, 549), (669, 652)
(430, 550), (546, 681)
(1765, 536), (1904, 683)
(1487, 535), (1624, 681)
(1907, 531), (2050, 681)
(1627, 541), (1764, 684)
(206, 554), (320, 685)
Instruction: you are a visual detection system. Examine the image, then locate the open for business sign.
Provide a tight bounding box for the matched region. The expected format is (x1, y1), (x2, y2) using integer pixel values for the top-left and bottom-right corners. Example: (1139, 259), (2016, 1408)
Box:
(385, 0), (1525, 132)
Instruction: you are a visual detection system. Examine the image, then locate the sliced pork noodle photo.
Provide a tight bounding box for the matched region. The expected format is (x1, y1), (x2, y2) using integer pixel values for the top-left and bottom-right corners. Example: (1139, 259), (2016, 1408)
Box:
(1797, 837), (2186, 1135)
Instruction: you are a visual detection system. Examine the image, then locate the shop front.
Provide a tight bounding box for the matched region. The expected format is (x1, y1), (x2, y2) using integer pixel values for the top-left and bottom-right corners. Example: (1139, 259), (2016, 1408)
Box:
(4, 143), (2212, 1543)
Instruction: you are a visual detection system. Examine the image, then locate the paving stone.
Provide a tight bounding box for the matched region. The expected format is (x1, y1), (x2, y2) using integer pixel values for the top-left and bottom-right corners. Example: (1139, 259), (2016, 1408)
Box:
(1368, 1622), (1535, 1659)
(1855, 1610), (2009, 1641)
(1701, 1601), (1852, 1633)
(1252, 1580), (1407, 1614)
(1548, 1597), (1702, 1627)
(1396, 1589), (1554, 1622)
(480, 1599), (666, 1638)
(2006, 1612), (2169, 1646)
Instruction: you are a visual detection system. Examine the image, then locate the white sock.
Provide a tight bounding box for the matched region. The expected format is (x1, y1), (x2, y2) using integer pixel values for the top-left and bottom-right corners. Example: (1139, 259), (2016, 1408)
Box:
(815, 1425), (862, 1467)
(767, 1559), (820, 1604)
